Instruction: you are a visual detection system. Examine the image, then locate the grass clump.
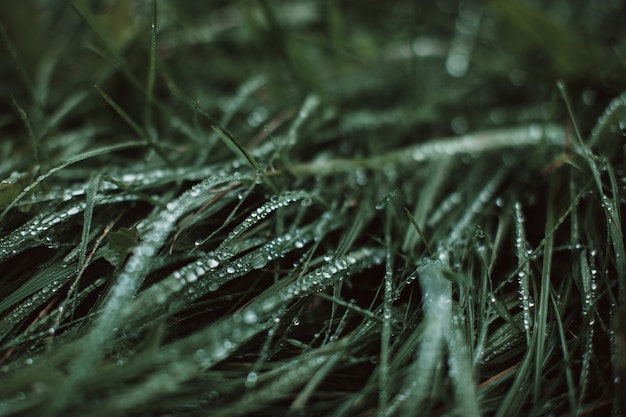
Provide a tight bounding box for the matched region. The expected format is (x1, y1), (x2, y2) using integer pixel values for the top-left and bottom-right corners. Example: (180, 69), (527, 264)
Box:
(1, 1), (626, 416)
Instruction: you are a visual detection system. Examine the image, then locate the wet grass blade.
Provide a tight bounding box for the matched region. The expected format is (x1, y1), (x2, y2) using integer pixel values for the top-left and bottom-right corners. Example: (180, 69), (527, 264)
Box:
(379, 239), (393, 412)
(514, 201), (532, 343)
(102, 175), (166, 209)
(0, 141), (144, 221)
(533, 184), (555, 402)
(549, 291), (576, 414)
(404, 206), (433, 256)
(212, 124), (277, 192)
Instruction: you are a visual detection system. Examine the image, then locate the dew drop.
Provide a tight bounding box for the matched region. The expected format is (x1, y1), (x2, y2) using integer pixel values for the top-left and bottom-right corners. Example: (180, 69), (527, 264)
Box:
(251, 256), (267, 270)
(207, 258), (220, 269)
(66, 206), (80, 216)
(243, 309), (258, 324)
(245, 372), (258, 388)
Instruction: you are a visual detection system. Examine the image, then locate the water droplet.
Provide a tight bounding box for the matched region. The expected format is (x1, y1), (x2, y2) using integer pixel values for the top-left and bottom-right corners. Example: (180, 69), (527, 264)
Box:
(335, 259), (348, 270)
(355, 167), (369, 186)
(251, 256), (267, 270)
(446, 51), (469, 78)
(451, 116), (468, 134)
(186, 272), (198, 283)
(247, 107), (269, 127)
(226, 266), (236, 274)
(207, 258), (220, 269)
(243, 309), (258, 324)
(245, 372), (258, 388)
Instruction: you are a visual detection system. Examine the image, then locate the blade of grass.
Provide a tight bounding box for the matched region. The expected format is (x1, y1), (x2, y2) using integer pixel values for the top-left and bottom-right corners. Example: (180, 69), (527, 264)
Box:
(143, 0), (157, 131)
(404, 207), (433, 256)
(533, 182), (555, 402)
(289, 124), (565, 177)
(102, 175), (167, 209)
(95, 85), (145, 139)
(549, 291), (577, 414)
(379, 228), (393, 412)
(494, 341), (535, 417)
(96, 85), (172, 166)
(449, 307), (481, 417)
(0, 141), (145, 221)
(71, 0), (123, 66)
(514, 201), (532, 343)
(212, 124), (277, 193)
(605, 160), (626, 303)
(10, 96), (38, 164)
(402, 157), (451, 255)
(78, 174), (100, 271)
(560, 84), (626, 304)
(0, 20), (34, 95)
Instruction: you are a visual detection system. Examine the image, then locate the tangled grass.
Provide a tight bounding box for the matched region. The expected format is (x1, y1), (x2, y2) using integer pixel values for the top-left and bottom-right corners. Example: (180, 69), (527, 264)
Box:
(1, 1), (625, 416)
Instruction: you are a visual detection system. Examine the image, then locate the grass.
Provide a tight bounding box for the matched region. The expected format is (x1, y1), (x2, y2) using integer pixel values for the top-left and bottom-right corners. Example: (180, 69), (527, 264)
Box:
(0, 1), (625, 416)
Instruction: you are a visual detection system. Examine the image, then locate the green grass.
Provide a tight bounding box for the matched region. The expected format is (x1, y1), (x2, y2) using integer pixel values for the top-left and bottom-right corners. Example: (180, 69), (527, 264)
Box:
(1, 1), (625, 416)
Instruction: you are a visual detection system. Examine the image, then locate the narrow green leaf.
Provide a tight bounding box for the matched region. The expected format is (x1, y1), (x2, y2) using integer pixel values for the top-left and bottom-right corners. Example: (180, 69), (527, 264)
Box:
(212, 124), (277, 192)
(95, 84), (146, 139)
(144, 0), (157, 130)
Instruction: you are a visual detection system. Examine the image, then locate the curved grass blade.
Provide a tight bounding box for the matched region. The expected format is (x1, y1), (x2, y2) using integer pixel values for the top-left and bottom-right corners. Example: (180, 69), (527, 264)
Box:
(217, 190), (313, 253)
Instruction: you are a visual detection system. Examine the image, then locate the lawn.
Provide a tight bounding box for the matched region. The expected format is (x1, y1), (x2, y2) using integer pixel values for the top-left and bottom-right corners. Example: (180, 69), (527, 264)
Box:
(0, 1), (625, 416)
